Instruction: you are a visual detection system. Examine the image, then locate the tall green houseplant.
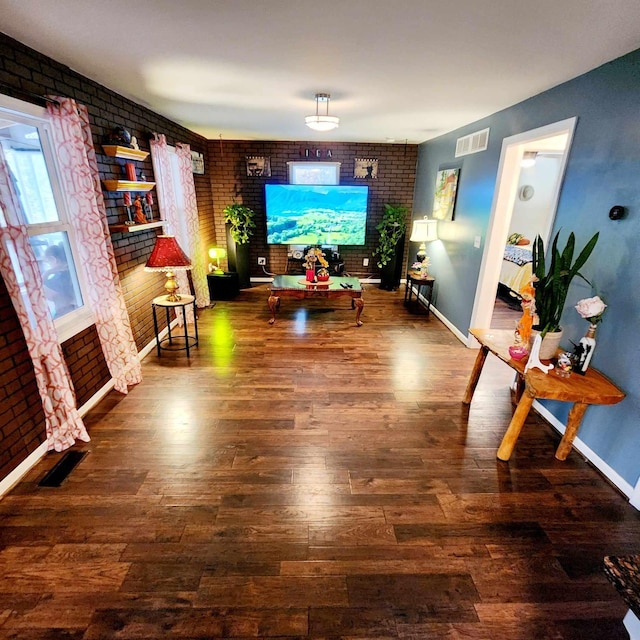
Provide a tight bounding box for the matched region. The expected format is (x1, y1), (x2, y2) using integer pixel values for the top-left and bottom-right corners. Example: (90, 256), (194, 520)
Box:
(374, 204), (407, 291)
(532, 230), (599, 337)
(374, 204), (407, 267)
(223, 203), (256, 245)
(223, 203), (256, 290)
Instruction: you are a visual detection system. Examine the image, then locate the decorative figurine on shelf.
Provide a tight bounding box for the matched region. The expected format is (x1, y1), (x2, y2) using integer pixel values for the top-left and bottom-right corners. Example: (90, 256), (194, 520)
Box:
(130, 136), (140, 150)
(103, 126), (133, 148)
(133, 195), (147, 224)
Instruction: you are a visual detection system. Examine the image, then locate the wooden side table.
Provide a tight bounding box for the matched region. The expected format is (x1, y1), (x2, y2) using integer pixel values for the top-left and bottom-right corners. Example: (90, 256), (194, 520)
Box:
(404, 271), (435, 315)
(463, 328), (625, 461)
(152, 295), (199, 357)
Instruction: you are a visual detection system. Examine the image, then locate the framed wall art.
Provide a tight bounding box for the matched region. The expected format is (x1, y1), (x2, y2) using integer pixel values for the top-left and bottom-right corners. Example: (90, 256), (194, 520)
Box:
(246, 156), (271, 177)
(432, 168), (460, 221)
(353, 158), (378, 180)
(191, 151), (205, 175)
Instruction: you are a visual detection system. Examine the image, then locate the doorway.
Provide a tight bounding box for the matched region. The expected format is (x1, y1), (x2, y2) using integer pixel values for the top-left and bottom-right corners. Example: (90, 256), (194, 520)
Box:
(469, 117), (577, 341)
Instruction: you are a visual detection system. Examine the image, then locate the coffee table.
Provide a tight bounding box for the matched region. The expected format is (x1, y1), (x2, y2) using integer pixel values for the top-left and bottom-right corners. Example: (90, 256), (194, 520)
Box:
(268, 275), (364, 326)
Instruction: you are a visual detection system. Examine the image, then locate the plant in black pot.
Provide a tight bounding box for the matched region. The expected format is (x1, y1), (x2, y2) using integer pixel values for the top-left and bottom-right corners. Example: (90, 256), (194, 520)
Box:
(531, 229), (599, 359)
(374, 204), (407, 291)
(223, 203), (256, 290)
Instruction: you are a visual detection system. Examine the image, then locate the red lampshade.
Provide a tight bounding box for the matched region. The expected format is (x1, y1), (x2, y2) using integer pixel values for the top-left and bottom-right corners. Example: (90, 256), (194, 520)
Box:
(145, 235), (192, 271)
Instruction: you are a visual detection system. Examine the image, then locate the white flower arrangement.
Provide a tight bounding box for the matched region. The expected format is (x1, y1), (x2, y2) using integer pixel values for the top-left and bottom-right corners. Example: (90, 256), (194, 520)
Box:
(575, 295), (607, 325)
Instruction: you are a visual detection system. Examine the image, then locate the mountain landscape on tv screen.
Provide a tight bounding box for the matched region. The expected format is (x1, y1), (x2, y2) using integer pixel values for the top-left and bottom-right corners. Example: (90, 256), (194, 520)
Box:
(265, 185), (368, 246)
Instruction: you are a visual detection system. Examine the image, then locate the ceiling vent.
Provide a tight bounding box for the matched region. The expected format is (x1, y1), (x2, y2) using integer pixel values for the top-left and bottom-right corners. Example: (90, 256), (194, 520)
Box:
(455, 128), (490, 157)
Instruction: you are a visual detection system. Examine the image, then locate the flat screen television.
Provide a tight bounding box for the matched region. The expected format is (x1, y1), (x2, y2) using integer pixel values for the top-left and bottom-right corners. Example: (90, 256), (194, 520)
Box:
(265, 184), (368, 246)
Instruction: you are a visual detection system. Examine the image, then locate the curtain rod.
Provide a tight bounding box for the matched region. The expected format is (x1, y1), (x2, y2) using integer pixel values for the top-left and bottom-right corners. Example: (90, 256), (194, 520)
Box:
(0, 82), (60, 107)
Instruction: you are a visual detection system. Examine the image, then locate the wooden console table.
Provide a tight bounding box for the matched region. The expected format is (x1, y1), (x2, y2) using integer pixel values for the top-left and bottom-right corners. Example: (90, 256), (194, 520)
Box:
(268, 275), (364, 326)
(463, 328), (625, 461)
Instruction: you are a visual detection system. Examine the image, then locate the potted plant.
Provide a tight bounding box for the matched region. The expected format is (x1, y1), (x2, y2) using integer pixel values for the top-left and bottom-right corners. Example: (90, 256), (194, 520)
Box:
(531, 229), (599, 357)
(374, 204), (407, 290)
(223, 203), (256, 289)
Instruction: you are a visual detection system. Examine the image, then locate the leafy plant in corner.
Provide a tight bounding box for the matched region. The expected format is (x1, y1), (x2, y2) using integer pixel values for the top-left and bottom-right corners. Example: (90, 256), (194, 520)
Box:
(532, 230), (599, 337)
(223, 203), (256, 245)
(373, 204), (407, 268)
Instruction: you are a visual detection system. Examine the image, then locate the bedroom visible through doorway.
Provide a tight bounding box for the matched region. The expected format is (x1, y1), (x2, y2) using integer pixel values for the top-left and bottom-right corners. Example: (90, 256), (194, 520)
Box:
(470, 118), (577, 338)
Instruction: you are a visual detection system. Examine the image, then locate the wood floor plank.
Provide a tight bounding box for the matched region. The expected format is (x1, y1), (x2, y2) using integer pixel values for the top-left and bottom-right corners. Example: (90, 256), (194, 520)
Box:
(1, 285), (637, 638)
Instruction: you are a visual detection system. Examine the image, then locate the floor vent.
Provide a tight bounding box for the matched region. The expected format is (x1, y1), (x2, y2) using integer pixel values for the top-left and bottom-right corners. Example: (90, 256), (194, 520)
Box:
(455, 127), (490, 157)
(38, 451), (87, 487)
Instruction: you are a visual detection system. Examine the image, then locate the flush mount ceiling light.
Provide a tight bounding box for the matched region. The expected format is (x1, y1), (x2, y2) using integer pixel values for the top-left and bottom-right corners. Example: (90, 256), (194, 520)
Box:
(305, 93), (340, 132)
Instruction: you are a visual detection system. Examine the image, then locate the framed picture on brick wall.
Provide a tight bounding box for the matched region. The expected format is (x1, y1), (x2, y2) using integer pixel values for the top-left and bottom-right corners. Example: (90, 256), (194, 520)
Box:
(246, 156), (271, 177)
(354, 158), (378, 179)
(191, 151), (205, 175)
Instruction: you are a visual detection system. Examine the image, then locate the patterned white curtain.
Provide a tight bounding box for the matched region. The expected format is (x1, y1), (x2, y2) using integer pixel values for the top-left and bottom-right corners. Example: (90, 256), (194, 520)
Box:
(0, 148), (90, 452)
(150, 134), (209, 311)
(46, 97), (142, 394)
(176, 143), (209, 307)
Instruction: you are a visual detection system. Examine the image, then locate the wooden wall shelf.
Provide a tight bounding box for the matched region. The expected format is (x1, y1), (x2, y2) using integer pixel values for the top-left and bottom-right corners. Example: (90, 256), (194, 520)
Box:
(102, 180), (155, 192)
(102, 145), (150, 161)
(109, 220), (164, 234)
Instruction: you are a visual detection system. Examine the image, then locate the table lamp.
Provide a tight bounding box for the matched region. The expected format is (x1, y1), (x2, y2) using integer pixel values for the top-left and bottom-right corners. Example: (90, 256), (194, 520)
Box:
(409, 216), (438, 262)
(145, 235), (192, 301)
(208, 247), (227, 274)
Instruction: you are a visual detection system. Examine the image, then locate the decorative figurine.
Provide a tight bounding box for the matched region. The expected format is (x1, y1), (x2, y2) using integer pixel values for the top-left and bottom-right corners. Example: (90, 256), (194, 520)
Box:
(103, 126), (132, 148)
(133, 195), (146, 224)
(556, 351), (573, 377)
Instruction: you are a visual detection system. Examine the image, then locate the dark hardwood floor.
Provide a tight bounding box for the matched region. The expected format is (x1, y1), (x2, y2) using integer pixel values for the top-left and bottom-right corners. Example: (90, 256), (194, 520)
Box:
(1, 283), (637, 638)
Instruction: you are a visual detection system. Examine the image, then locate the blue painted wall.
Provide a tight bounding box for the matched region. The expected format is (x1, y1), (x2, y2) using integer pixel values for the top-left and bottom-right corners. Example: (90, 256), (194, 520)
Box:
(414, 49), (640, 486)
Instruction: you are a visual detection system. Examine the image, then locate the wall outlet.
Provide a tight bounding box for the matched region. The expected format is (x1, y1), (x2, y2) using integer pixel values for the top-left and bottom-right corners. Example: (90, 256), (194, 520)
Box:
(362, 258), (369, 267)
(257, 257), (266, 265)
(474, 235), (482, 248)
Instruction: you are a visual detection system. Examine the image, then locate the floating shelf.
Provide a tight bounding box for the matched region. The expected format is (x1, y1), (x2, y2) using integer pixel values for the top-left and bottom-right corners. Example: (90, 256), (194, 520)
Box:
(109, 220), (164, 234)
(102, 180), (155, 192)
(101, 145), (150, 161)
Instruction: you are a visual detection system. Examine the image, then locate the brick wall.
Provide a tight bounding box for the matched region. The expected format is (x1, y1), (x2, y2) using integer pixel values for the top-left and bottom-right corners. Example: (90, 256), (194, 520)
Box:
(61, 326), (111, 408)
(0, 273), (46, 479)
(0, 31), (215, 479)
(208, 141), (418, 277)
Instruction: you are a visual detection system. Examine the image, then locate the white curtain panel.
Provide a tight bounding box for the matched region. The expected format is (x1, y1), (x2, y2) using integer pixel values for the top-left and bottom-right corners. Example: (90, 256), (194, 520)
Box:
(47, 98), (142, 394)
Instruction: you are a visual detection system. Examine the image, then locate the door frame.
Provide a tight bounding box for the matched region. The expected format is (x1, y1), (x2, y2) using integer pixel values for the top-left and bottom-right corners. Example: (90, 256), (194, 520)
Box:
(467, 117), (578, 344)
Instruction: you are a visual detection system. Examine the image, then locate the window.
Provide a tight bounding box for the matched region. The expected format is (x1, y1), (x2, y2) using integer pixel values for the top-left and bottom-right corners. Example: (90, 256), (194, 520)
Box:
(0, 95), (93, 342)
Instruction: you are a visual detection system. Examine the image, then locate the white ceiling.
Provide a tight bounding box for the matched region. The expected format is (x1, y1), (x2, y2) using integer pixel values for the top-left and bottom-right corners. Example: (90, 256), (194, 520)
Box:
(2, 0), (640, 144)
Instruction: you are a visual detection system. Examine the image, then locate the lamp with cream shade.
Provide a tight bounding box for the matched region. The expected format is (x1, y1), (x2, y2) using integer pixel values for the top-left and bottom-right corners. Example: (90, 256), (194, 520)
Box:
(144, 235), (192, 301)
(409, 217), (438, 263)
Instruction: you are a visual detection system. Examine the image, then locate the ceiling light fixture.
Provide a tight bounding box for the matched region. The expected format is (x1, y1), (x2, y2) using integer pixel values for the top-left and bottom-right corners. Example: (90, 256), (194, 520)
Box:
(305, 93), (340, 132)
(521, 151), (537, 168)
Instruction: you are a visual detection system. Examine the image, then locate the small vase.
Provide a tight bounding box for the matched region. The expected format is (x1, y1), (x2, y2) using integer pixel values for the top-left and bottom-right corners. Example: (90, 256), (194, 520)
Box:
(576, 324), (596, 375)
(305, 269), (315, 282)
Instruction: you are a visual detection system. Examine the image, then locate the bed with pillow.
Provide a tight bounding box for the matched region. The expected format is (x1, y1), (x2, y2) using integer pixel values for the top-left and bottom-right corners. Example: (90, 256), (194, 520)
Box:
(499, 242), (533, 302)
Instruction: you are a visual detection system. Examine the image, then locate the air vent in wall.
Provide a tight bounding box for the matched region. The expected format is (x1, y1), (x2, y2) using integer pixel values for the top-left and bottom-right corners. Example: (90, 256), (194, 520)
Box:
(455, 128), (490, 157)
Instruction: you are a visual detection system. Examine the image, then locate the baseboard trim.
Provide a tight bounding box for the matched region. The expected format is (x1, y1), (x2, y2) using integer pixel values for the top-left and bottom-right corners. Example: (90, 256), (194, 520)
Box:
(138, 318), (178, 360)
(0, 441), (48, 497)
(411, 285), (468, 345)
(532, 400), (634, 499)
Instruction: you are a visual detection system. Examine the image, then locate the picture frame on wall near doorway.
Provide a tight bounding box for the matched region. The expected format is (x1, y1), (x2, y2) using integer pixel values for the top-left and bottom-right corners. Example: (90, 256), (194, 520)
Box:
(432, 168), (460, 221)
